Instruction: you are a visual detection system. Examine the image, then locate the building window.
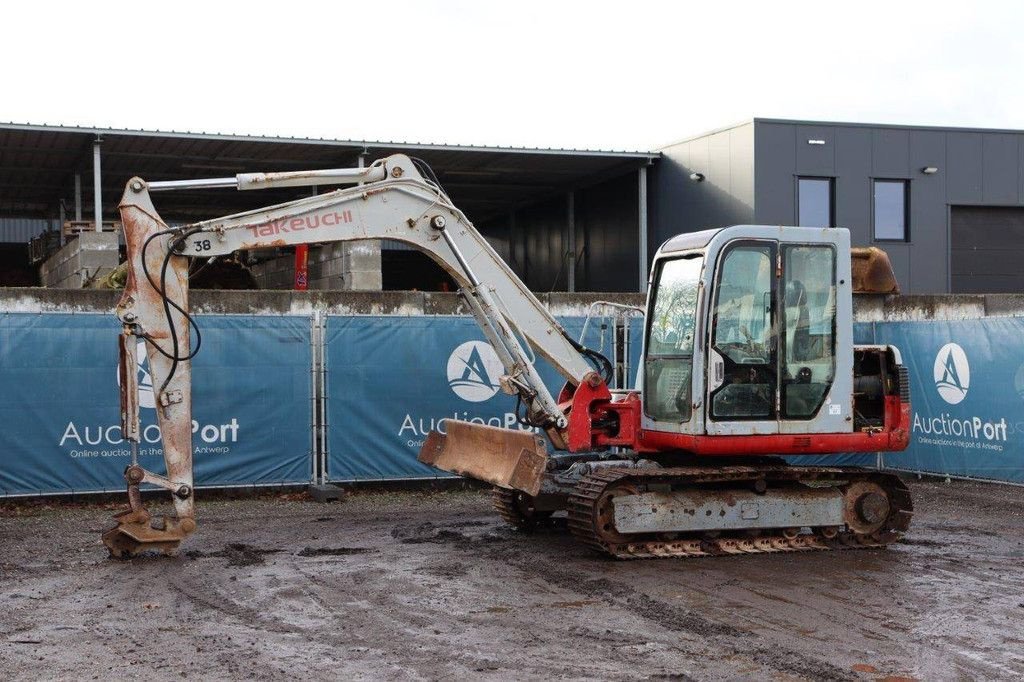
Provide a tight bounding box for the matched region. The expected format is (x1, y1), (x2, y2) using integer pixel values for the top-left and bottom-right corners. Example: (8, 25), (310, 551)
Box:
(797, 177), (834, 227)
(873, 179), (908, 241)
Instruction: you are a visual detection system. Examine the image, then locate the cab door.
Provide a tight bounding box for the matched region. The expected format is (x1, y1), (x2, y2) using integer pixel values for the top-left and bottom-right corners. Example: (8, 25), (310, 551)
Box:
(705, 240), (779, 435)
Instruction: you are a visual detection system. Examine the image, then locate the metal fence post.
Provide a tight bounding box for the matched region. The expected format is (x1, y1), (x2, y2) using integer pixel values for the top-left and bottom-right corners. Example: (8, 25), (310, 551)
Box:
(310, 310), (320, 483)
(319, 312), (329, 483)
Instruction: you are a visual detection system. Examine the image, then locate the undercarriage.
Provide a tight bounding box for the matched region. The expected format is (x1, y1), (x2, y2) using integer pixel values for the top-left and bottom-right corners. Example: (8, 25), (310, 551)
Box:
(493, 458), (913, 559)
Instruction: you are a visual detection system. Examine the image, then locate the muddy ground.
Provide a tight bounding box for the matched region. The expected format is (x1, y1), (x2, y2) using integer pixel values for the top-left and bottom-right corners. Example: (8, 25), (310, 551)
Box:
(0, 479), (1022, 681)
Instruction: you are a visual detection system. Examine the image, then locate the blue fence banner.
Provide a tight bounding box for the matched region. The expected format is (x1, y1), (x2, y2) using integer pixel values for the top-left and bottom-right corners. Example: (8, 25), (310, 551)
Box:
(5, 309), (1021, 495)
(325, 315), (642, 481)
(872, 318), (1024, 483)
(0, 313), (312, 495)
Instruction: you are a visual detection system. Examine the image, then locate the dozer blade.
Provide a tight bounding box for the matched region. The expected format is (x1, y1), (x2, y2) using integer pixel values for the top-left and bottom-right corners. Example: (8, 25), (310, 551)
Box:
(417, 419), (548, 497)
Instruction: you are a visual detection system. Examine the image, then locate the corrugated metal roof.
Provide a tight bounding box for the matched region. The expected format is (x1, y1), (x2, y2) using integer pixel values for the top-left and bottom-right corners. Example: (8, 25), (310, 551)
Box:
(0, 122), (659, 158)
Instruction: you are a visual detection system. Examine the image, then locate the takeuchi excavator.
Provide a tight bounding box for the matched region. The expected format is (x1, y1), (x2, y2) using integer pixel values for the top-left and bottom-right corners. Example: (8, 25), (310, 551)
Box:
(103, 154), (912, 559)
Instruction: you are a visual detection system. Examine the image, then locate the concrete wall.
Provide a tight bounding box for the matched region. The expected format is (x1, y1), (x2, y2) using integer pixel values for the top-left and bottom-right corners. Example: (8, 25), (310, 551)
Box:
(651, 122), (755, 251)
(753, 120), (1024, 294)
(852, 293), (1024, 321)
(250, 243), (383, 291)
(4, 286), (1022, 323)
(0, 288), (646, 317)
(250, 253), (294, 290)
(38, 232), (119, 288)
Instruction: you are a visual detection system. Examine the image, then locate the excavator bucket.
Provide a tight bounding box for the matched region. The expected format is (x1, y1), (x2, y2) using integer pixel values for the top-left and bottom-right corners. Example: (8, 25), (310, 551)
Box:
(851, 246), (900, 294)
(417, 420), (549, 497)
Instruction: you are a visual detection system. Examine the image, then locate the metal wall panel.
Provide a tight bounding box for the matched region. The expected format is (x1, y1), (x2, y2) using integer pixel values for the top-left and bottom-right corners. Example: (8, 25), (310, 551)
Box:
(946, 133), (984, 204)
(871, 128), (910, 178)
(1019, 136), (1024, 203)
(907, 130), (948, 292)
(751, 122), (1024, 294)
(795, 125), (835, 177)
(835, 126), (872, 244)
(512, 175), (640, 292)
(753, 122), (796, 225)
(651, 123), (755, 249)
(0, 218), (56, 243)
(576, 174), (638, 292)
(982, 134), (1020, 204)
(517, 196), (566, 292)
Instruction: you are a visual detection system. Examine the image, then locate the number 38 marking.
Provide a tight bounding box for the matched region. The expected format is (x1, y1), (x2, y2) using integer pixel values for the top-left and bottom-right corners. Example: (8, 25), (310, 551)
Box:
(193, 239), (212, 252)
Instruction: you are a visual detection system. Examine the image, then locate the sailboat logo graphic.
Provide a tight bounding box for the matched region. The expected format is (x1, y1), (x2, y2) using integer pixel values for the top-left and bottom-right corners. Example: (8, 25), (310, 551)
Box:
(933, 343), (970, 405)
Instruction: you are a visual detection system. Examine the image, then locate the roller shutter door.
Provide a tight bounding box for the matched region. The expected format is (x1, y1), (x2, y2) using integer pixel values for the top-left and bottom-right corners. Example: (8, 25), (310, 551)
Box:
(951, 206), (1024, 293)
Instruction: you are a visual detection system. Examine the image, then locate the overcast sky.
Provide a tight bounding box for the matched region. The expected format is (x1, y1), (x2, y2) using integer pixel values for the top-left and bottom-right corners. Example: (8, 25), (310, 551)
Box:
(2, 1), (1021, 151)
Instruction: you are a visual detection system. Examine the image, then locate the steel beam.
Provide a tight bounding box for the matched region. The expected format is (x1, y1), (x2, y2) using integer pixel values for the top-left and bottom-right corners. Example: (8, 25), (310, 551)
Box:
(74, 173), (82, 221)
(93, 139), (102, 231)
(638, 165), (648, 292)
(567, 191), (576, 292)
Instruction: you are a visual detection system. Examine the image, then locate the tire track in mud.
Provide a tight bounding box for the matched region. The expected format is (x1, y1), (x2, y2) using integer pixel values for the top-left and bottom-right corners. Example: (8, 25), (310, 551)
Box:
(384, 516), (857, 679)
(499, 546), (858, 680)
(167, 556), (317, 638)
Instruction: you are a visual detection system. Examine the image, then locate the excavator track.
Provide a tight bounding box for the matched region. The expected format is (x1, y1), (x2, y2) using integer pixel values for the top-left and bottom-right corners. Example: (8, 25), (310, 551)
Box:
(566, 465), (913, 559)
(492, 487), (557, 531)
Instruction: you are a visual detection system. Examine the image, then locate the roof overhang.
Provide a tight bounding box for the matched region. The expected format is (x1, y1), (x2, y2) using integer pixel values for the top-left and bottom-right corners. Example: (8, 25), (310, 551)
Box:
(0, 123), (659, 222)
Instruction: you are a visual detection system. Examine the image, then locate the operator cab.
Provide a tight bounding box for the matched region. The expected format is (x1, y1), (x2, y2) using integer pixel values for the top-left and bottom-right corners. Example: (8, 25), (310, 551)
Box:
(642, 226), (852, 437)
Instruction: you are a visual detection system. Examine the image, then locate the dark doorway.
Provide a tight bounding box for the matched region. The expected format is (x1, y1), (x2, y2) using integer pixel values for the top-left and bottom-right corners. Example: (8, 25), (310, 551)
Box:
(951, 206), (1024, 293)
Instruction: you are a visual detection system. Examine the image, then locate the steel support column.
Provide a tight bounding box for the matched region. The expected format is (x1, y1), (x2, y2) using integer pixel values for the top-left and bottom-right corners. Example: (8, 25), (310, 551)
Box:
(567, 191), (576, 292)
(92, 139), (102, 231)
(510, 210), (521, 278)
(74, 173), (82, 221)
(638, 165), (648, 292)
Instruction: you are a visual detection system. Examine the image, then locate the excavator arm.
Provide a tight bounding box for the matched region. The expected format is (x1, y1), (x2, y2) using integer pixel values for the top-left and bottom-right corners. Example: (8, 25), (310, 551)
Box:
(104, 154), (615, 557)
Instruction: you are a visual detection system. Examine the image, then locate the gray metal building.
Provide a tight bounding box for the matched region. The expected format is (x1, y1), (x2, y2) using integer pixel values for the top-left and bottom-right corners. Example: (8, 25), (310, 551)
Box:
(651, 119), (1024, 294)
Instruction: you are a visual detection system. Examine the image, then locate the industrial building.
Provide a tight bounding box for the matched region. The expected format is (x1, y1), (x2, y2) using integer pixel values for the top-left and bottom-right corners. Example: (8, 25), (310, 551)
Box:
(652, 118), (1024, 294)
(0, 123), (656, 292)
(2, 119), (1024, 294)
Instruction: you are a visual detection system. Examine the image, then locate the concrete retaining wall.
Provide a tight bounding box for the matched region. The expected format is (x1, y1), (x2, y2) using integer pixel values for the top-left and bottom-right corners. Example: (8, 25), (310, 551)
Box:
(852, 294), (1024, 321)
(0, 288), (646, 317)
(5, 289), (1023, 322)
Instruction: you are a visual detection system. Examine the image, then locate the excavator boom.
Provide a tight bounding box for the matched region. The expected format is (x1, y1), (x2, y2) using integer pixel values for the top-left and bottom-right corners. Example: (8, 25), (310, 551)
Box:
(105, 154), (609, 555)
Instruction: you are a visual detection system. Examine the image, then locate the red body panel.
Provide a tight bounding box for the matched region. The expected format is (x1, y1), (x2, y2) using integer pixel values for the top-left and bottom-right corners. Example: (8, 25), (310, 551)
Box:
(565, 384), (911, 457)
(294, 244), (309, 291)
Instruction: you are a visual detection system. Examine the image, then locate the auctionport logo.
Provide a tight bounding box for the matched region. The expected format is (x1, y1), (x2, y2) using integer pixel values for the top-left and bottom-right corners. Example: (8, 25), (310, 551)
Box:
(934, 342), (970, 405)
(446, 341), (502, 402)
(115, 339), (156, 409)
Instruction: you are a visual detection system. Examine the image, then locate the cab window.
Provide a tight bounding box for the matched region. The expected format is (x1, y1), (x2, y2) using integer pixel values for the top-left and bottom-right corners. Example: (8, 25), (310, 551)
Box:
(781, 245), (836, 418)
(644, 255), (702, 422)
(709, 242), (776, 420)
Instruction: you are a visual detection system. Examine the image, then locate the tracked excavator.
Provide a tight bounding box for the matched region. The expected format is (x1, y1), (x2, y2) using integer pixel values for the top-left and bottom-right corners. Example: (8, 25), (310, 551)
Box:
(103, 154), (912, 560)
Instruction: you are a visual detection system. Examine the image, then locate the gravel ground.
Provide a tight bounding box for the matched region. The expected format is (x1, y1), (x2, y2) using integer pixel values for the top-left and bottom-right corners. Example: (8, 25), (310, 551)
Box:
(0, 478), (1022, 681)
